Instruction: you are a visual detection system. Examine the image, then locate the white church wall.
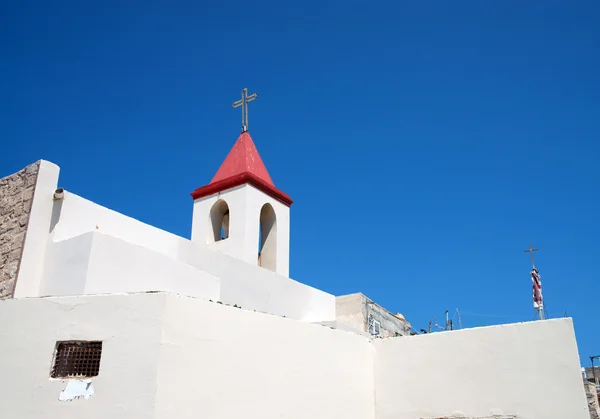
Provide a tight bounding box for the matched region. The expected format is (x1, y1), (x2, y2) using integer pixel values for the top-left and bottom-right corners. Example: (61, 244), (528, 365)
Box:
(50, 190), (184, 259)
(156, 293), (375, 419)
(0, 293), (369, 419)
(177, 239), (335, 321)
(0, 293), (164, 419)
(39, 227), (332, 321)
(13, 160), (60, 298)
(39, 232), (93, 296)
(0, 293), (589, 419)
(83, 232), (221, 299)
(374, 318), (589, 419)
(39, 232), (220, 300)
(25, 174), (333, 321)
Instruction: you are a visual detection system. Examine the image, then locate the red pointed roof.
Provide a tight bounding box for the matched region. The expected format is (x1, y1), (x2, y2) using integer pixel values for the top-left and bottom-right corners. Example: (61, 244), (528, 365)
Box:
(191, 131), (293, 206)
(210, 132), (274, 186)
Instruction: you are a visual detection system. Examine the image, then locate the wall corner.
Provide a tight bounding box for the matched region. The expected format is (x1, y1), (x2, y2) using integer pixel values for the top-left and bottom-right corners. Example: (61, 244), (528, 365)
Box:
(12, 160), (60, 297)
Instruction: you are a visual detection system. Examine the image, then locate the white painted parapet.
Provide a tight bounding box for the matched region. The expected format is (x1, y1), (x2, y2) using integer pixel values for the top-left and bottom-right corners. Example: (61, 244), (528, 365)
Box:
(374, 318), (589, 419)
(13, 160), (60, 298)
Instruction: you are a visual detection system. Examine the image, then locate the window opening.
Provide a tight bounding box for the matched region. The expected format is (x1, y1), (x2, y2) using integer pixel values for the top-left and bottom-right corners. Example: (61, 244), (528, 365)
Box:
(209, 200), (230, 243)
(257, 204), (277, 271)
(51, 341), (102, 378)
(368, 314), (381, 336)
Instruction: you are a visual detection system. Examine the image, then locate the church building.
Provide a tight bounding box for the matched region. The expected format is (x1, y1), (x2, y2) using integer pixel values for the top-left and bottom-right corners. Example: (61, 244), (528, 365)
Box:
(0, 93), (591, 418)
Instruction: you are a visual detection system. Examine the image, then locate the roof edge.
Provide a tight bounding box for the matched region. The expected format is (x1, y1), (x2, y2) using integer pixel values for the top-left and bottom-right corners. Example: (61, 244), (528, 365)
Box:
(191, 172), (293, 206)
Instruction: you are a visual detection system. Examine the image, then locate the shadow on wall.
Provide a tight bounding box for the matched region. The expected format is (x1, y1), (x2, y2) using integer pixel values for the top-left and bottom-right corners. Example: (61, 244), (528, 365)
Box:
(258, 203), (276, 272)
(49, 196), (63, 234)
(209, 199), (230, 243)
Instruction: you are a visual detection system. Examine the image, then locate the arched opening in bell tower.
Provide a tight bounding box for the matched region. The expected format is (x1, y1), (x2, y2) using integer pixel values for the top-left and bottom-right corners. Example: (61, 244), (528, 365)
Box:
(209, 199), (230, 243)
(258, 203), (277, 271)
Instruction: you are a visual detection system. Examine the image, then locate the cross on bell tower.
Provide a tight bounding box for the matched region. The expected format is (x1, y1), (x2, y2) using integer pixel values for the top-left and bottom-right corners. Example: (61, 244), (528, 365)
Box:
(191, 89), (293, 277)
(232, 88), (257, 133)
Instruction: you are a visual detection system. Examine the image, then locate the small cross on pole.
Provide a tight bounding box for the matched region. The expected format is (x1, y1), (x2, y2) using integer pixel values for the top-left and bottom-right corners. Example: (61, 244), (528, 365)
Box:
(232, 88), (257, 133)
(524, 243), (539, 269)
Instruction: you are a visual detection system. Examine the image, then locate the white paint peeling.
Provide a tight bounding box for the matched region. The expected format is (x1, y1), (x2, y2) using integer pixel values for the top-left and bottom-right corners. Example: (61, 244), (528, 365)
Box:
(58, 379), (94, 401)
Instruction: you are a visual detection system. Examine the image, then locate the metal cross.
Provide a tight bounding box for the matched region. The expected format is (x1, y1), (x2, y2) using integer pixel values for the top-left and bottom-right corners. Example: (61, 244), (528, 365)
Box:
(524, 243), (539, 269)
(232, 88), (257, 132)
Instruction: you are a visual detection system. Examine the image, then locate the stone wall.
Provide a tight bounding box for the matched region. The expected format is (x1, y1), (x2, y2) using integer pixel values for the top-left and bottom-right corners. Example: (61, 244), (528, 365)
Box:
(586, 381), (600, 419)
(586, 366), (600, 384)
(0, 162), (40, 299)
(364, 295), (412, 337)
(336, 293), (412, 338)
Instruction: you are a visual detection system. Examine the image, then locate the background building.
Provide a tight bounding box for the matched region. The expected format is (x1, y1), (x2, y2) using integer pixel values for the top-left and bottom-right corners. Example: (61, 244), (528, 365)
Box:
(336, 293), (412, 337)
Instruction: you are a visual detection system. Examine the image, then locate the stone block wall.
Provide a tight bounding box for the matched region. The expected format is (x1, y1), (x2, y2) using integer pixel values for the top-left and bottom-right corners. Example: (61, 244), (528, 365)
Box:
(336, 293), (412, 338)
(0, 162), (40, 298)
(364, 296), (412, 337)
(586, 367), (600, 384)
(586, 381), (600, 419)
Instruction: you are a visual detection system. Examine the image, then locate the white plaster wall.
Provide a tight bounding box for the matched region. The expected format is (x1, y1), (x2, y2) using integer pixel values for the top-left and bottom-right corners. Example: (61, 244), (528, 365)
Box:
(0, 293), (589, 419)
(192, 184), (290, 277)
(13, 160), (60, 298)
(0, 293), (165, 419)
(39, 232), (93, 296)
(156, 293), (374, 419)
(50, 190), (184, 258)
(177, 239), (335, 321)
(374, 318), (590, 419)
(32, 182), (333, 321)
(40, 232), (220, 300)
(84, 232), (220, 299)
(39, 229), (332, 321)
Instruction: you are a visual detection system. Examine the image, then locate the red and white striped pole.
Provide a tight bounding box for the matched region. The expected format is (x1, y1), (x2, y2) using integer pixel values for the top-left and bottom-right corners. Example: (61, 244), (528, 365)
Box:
(524, 243), (544, 320)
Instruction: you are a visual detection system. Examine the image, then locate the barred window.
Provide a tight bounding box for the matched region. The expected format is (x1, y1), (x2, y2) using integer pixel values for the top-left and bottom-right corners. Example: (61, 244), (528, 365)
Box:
(51, 341), (102, 378)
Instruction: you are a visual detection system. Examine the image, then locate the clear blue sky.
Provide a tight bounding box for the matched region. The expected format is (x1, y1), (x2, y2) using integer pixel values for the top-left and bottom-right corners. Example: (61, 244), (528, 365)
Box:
(2, 1), (598, 362)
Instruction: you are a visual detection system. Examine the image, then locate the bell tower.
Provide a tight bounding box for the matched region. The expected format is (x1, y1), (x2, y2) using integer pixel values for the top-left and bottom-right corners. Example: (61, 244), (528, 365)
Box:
(190, 130), (293, 277)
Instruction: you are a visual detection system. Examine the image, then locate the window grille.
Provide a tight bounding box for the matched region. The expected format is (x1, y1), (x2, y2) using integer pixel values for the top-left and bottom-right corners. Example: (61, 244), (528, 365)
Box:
(51, 341), (102, 378)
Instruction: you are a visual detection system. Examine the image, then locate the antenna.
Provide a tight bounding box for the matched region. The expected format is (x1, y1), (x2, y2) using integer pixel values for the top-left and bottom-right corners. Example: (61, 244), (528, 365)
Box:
(524, 243), (545, 320)
(455, 308), (463, 329)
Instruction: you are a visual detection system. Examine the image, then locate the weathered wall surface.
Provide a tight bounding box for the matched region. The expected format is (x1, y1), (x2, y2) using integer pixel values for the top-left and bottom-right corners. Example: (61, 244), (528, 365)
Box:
(0, 293), (590, 419)
(0, 162), (39, 299)
(0, 293), (164, 419)
(0, 292), (371, 419)
(336, 293), (411, 337)
(336, 293), (367, 331)
(363, 294), (411, 337)
(586, 366), (600, 384)
(586, 381), (600, 419)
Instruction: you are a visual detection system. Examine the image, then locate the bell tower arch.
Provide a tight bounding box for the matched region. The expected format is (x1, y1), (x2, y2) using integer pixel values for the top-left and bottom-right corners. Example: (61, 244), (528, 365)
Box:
(191, 131), (292, 277)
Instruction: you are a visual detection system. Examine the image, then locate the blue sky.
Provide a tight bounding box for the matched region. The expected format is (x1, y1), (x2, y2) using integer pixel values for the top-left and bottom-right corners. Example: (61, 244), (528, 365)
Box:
(2, 1), (598, 362)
